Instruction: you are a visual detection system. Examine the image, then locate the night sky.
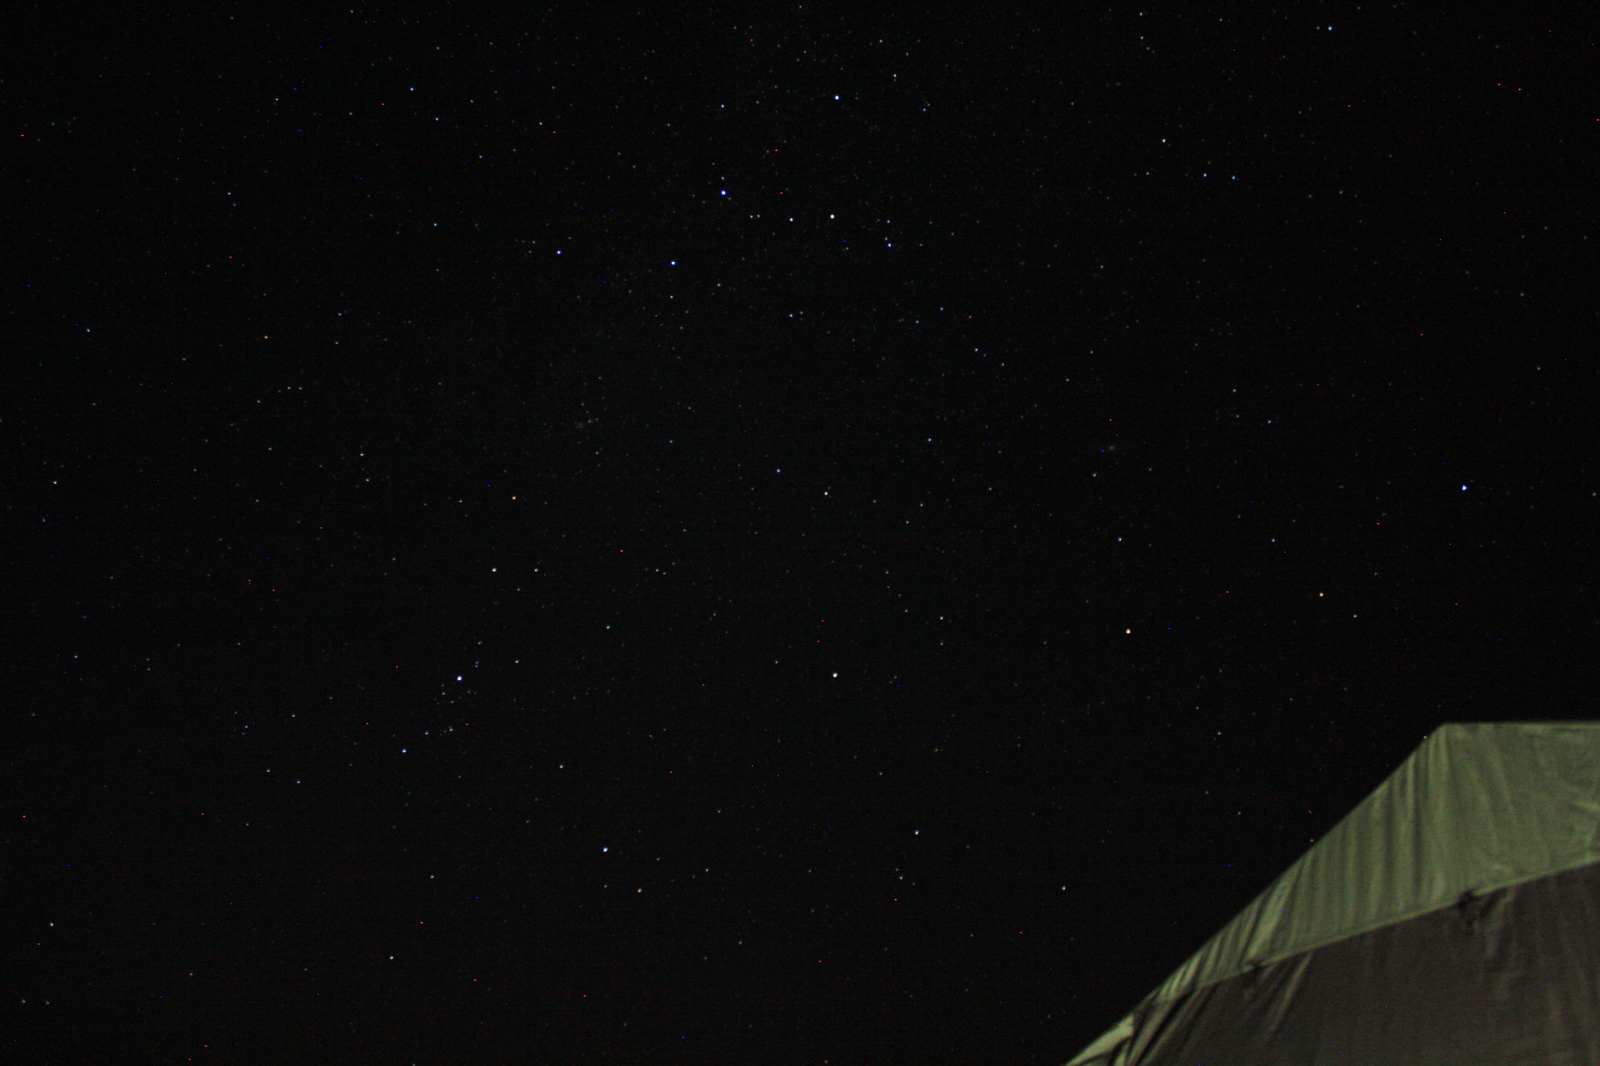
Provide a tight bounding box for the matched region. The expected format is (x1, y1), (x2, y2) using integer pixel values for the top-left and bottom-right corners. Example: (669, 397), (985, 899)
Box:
(7, 6), (1596, 1063)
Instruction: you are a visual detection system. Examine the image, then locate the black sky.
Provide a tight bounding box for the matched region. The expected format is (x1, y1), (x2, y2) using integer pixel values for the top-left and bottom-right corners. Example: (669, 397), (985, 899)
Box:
(7, 5), (1597, 1063)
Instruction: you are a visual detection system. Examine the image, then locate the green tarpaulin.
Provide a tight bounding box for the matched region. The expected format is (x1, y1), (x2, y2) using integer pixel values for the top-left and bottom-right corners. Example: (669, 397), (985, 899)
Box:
(1068, 722), (1600, 1065)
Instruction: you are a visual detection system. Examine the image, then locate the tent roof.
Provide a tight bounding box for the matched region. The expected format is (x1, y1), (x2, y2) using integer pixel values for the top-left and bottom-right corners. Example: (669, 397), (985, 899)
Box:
(1067, 721), (1600, 1066)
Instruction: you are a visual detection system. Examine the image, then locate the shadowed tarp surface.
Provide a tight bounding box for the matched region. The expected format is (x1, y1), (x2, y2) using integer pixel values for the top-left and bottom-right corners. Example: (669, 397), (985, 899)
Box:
(1069, 722), (1600, 1065)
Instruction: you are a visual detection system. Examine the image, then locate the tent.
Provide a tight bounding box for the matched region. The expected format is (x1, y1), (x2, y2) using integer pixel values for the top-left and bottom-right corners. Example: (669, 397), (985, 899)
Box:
(1066, 721), (1600, 1065)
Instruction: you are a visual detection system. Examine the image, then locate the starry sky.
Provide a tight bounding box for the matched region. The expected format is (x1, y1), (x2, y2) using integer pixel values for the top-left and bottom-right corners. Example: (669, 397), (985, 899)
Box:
(7, 5), (1597, 1063)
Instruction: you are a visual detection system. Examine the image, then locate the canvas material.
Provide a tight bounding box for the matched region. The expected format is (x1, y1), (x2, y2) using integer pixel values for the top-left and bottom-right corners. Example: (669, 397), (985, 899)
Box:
(1068, 722), (1600, 1066)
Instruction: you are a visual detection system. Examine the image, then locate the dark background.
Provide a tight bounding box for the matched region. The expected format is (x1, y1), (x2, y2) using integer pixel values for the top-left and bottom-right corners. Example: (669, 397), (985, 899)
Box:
(5, 5), (1596, 1063)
